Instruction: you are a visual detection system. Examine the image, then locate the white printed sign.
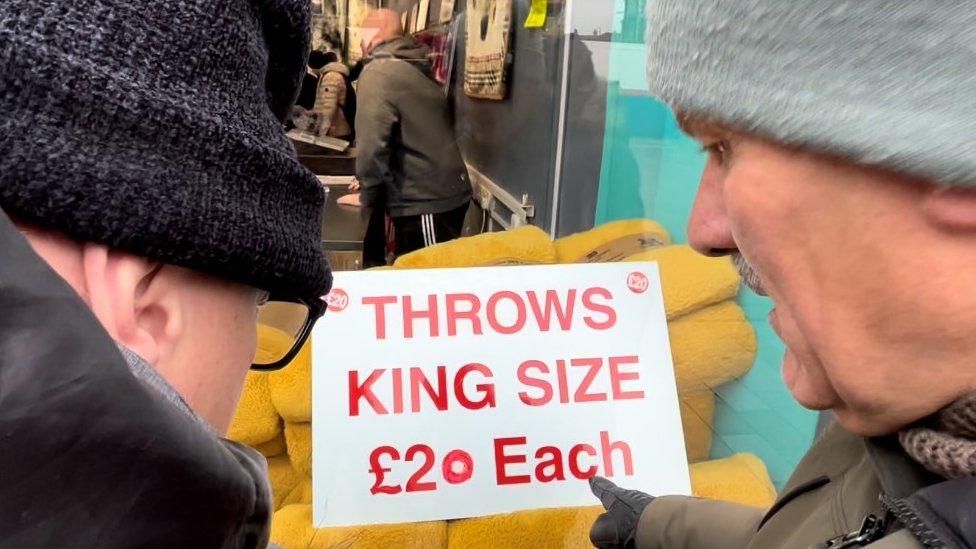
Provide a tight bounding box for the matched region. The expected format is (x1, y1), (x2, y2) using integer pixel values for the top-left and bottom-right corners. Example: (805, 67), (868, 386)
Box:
(312, 263), (690, 527)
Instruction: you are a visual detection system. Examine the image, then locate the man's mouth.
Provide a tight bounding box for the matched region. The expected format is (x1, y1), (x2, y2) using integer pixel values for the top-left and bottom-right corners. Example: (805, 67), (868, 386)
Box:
(732, 253), (768, 296)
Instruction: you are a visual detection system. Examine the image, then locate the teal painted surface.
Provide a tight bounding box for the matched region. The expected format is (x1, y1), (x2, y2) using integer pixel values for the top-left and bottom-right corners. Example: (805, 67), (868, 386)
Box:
(595, 24), (817, 489)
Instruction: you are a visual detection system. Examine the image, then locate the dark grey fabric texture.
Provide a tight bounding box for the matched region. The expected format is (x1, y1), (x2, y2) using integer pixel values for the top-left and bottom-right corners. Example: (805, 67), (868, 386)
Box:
(900, 393), (976, 479)
(0, 0), (332, 301)
(118, 344), (215, 434)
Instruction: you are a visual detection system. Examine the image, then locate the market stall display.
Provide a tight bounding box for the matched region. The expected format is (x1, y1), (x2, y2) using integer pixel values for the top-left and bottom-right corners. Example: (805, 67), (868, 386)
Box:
(464, 0), (512, 100)
(226, 219), (776, 548)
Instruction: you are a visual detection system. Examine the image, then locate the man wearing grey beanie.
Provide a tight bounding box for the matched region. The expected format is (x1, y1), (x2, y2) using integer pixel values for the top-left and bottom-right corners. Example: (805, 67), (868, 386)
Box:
(0, 0), (330, 546)
(589, 1), (976, 548)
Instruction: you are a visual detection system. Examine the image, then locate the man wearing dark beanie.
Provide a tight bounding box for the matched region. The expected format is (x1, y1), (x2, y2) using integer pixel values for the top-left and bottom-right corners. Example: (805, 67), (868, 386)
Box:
(0, 0), (331, 546)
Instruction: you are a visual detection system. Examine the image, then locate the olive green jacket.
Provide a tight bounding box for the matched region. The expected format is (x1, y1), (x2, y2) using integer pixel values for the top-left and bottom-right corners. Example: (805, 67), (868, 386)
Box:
(636, 422), (944, 548)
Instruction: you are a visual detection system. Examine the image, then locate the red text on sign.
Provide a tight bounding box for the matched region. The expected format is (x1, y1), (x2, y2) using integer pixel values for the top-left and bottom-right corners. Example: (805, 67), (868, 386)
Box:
(368, 445), (475, 495)
(362, 287), (617, 340)
(349, 363), (496, 416)
(517, 355), (645, 406)
(494, 431), (634, 485)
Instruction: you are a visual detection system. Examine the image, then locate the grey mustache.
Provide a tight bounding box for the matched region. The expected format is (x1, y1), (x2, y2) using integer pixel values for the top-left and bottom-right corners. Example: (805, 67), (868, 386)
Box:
(733, 253), (767, 296)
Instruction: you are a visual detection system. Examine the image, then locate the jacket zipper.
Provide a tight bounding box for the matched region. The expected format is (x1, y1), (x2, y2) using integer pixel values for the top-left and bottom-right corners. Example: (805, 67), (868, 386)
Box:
(880, 494), (944, 548)
(823, 514), (887, 548)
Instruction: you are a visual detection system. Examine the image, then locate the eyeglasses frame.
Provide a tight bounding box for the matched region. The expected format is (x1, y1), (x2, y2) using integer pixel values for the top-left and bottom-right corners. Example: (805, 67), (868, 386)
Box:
(250, 294), (328, 371)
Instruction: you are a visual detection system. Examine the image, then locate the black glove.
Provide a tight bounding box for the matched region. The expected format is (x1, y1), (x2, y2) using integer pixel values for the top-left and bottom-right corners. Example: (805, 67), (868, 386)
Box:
(589, 476), (655, 549)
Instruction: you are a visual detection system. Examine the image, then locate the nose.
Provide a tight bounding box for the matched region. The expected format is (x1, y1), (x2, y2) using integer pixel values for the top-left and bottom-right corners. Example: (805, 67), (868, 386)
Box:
(687, 168), (737, 257)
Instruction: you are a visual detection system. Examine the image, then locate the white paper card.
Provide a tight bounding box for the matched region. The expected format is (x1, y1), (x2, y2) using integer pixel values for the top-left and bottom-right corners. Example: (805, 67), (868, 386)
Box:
(312, 263), (690, 527)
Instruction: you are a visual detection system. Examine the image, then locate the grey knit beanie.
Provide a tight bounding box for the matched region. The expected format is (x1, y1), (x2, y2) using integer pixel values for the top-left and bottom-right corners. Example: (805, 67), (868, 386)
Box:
(645, 0), (976, 187)
(0, 0), (331, 301)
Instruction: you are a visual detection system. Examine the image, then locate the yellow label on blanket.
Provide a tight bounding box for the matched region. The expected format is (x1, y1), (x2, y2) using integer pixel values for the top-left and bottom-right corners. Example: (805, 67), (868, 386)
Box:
(575, 234), (668, 263)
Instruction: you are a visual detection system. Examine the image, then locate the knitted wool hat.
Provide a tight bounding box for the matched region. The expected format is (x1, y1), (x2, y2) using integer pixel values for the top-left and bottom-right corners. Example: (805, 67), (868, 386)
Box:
(0, 0), (332, 301)
(645, 0), (976, 187)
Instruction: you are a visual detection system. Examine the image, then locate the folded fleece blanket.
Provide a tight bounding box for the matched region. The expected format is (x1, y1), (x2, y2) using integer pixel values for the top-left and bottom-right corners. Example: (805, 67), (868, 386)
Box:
(680, 390), (716, 462)
(554, 219), (671, 264)
(225, 368), (280, 446)
(272, 504), (448, 548)
(284, 422), (313, 478)
(255, 431), (287, 458)
(626, 245), (740, 320)
(393, 225), (557, 269)
(268, 456), (303, 511)
(669, 300), (757, 394)
(268, 340), (313, 424)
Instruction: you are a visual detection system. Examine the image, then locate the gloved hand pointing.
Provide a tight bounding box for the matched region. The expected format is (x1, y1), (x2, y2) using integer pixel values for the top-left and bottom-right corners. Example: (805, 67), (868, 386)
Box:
(588, 476), (655, 549)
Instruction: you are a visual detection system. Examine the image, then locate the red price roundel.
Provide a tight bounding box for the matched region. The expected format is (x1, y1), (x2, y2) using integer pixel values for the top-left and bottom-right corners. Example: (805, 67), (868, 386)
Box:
(627, 272), (649, 294)
(442, 449), (474, 484)
(325, 288), (350, 312)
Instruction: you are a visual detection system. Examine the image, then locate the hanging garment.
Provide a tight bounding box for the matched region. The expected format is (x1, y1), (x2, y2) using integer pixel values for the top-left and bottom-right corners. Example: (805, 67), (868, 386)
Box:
(464, 0), (511, 100)
(415, 26), (459, 86)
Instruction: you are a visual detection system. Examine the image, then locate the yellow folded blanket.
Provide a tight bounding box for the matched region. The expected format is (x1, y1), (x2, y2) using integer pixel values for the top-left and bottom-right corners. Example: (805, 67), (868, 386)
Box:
(669, 300), (757, 394)
(446, 452), (776, 549)
(254, 431), (287, 458)
(255, 323), (297, 367)
(284, 422), (313, 477)
(448, 506), (601, 549)
(626, 245), (740, 320)
(225, 370), (280, 446)
(689, 453), (777, 508)
(679, 391), (716, 462)
(271, 504), (448, 549)
(268, 340), (313, 424)
(393, 225), (557, 269)
(268, 456), (303, 512)
(282, 477), (312, 508)
(554, 219), (671, 264)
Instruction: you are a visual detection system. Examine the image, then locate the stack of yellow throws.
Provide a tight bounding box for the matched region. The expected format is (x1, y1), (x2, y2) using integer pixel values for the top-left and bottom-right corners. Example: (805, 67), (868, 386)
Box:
(226, 219), (775, 549)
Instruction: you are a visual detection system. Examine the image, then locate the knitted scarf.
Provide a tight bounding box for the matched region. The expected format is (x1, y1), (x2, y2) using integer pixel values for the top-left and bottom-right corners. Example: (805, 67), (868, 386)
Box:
(899, 393), (976, 479)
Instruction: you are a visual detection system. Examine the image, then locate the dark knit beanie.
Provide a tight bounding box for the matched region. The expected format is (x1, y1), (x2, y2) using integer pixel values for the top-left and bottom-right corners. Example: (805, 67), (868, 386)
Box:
(0, 0), (332, 301)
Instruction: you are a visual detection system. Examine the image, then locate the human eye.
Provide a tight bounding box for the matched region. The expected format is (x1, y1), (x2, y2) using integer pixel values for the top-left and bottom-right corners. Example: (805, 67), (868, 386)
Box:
(700, 139), (731, 165)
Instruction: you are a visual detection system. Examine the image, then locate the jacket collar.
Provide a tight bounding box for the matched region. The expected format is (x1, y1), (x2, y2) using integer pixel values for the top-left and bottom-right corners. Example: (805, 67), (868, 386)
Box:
(864, 434), (943, 498)
(117, 344), (214, 434)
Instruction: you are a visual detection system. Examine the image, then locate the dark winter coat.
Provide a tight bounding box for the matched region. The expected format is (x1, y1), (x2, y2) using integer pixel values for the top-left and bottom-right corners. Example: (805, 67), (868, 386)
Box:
(0, 210), (272, 548)
(355, 36), (471, 218)
(636, 421), (975, 548)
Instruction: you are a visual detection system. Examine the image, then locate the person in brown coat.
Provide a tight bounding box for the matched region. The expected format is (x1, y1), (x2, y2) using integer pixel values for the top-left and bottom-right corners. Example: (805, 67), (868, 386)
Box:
(589, 1), (976, 548)
(311, 51), (354, 140)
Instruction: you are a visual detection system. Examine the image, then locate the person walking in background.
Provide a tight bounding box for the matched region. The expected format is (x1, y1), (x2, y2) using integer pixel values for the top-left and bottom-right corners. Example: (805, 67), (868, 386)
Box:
(353, 9), (471, 258)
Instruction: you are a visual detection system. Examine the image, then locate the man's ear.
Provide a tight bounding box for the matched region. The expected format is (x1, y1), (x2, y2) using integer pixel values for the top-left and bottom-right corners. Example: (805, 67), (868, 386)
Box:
(79, 244), (182, 365)
(922, 186), (976, 231)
